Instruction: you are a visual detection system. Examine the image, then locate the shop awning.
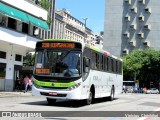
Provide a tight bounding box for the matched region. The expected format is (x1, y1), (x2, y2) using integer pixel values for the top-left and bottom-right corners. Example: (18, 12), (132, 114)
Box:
(0, 2), (29, 23)
(27, 14), (49, 30)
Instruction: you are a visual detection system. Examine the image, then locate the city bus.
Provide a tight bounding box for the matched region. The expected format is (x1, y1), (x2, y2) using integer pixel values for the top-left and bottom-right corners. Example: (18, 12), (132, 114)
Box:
(32, 39), (123, 105)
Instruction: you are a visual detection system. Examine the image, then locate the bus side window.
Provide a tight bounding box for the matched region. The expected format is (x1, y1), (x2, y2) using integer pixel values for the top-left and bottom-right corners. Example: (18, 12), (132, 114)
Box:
(92, 52), (96, 69)
(83, 57), (90, 73)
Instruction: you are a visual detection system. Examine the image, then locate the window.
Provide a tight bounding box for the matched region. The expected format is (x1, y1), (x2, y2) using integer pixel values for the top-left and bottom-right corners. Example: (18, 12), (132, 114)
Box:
(104, 57), (108, 72)
(22, 22), (29, 34)
(0, 51), (6, 59)
(106, 57), (109, 71)
(116, 61), (118, 73)
(15, 54), (22, 62)
(118, 61), (122, 74)
(95, 53), (100, 70)
(8, 17), (16, 30)
(101, 55), (104, 70)
(111, 59), (114, 72)
(0, 63), (6, 79)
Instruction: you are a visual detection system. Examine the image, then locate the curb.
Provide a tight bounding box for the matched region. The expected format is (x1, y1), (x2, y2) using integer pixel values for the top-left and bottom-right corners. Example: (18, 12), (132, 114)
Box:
(0, 91), (32, 97)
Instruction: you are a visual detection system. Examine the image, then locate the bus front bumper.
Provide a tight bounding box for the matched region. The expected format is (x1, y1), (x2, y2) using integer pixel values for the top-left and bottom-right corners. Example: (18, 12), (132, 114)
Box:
(32, 85), (82, 100)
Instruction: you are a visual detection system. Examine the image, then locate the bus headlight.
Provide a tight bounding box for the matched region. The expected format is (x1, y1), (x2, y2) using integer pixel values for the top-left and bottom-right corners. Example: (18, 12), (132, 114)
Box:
(68, 82), (81, 91)
(32, 78), (40, 88)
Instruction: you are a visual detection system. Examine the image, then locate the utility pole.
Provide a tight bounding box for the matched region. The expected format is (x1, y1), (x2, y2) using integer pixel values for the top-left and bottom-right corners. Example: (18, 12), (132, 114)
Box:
(82, 18), (88, 43)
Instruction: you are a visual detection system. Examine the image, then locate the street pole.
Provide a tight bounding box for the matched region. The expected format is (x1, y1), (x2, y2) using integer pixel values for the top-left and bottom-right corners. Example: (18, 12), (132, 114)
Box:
(82, 18), (88, 27)
(82, 18), (88, 43)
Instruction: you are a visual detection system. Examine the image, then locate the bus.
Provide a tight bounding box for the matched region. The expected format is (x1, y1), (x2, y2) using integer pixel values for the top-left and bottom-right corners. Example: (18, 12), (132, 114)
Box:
(32, 39), (123, 105)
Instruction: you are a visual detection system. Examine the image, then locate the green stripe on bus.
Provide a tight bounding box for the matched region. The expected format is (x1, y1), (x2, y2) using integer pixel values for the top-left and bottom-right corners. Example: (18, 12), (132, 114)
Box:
(34, 80), (75, 87)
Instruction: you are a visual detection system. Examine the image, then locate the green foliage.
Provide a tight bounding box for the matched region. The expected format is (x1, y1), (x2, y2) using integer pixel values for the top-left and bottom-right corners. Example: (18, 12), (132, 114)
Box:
(123, 48), (160, 88)
(39, 0), (51, 10)
(39, 0), (51, 25)
(23, 53), (35, 66)
(46, 16), (51, 26)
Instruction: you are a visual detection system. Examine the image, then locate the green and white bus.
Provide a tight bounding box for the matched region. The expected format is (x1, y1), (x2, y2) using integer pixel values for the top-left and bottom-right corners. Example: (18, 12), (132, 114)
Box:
(32, 39), (123, 105)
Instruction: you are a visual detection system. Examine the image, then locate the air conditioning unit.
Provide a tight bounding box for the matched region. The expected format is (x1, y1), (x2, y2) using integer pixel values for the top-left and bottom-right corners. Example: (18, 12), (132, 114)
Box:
(124, 16), (131, 21)
(124, 0), (131, 5)
(122, 49), (129, 54)
(130, 8), (137, 13)
(129, 41), (136, 47)
(130, 24), (136, 30)
(137, 33), (144, 38)
(144, 25), (151, 30)
(138, 16), (144, 21)
(138, 0), (145, 4)
(144, 8), (151, 13)
(143, 41), (150, 47)
(123, 32), (130, 38)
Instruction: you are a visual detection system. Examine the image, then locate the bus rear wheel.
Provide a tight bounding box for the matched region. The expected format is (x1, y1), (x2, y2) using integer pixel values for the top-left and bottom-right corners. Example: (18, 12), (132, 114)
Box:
(109, 87), (114, 101)
(47, 98), (56, 105)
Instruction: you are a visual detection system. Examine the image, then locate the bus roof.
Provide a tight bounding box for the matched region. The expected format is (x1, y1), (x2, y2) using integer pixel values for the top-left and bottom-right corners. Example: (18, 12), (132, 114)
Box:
(39, 39), (122, 61)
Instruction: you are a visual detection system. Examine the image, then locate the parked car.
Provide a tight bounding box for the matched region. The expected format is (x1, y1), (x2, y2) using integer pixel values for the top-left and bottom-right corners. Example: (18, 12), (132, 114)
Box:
(146, 88), (159, 94)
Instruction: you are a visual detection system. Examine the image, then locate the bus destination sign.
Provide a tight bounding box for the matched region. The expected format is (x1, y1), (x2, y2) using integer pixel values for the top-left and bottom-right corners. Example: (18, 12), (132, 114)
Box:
(41, 43), (75, 49)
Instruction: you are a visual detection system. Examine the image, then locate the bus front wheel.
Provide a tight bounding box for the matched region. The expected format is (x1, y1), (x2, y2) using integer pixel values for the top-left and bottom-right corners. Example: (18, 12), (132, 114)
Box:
(86, 91), (92, 105)
(47, 98), (56, 105)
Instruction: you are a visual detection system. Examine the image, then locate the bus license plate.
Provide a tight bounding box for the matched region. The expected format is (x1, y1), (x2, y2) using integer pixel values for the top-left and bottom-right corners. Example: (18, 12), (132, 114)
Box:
(49, 92), (57, 96)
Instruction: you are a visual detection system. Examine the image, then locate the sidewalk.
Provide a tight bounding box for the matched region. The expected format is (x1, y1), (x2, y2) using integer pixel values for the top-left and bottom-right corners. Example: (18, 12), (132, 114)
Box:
(0, 91), (32, 97)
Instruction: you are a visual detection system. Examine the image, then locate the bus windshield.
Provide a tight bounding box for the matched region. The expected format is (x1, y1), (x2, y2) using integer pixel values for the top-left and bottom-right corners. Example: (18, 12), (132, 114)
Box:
(34, 50), (82, 78)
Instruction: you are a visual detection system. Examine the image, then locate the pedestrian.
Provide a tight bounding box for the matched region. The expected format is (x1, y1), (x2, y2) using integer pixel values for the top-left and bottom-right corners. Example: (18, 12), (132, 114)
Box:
(24, 75), (29, 93)
(15, 77), (21, 90)
(28, 75), (33, 91)
(123, 85), (126, 93)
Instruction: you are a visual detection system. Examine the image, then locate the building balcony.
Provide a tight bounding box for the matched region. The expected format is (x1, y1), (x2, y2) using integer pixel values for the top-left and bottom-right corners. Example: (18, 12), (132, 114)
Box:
(0, 26), (39, 50)
(1, 0), (48, 20)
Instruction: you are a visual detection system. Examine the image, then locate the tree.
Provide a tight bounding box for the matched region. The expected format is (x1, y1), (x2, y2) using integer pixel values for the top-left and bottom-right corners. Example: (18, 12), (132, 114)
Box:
(123, 48), (160, 88)
(39, 0), (51, 25)
(39, 0), (51, 11)
(23, 53), (35, 66)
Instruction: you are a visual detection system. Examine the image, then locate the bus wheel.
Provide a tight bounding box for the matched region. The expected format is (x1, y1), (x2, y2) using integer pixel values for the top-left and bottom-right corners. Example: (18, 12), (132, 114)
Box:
(86, 91), (92, 105)
(109, 87), (114, 101)
(47, 98), (56, 105)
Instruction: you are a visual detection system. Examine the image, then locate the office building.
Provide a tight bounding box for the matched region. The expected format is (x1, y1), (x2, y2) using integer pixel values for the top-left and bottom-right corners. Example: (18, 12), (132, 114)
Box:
(104, 0), (160, 57)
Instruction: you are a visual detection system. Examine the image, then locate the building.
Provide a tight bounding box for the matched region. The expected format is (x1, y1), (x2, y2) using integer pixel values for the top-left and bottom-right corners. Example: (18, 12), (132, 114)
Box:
(55, 9), (95, 43)
(56, 9), (86, 43)
(39, 0), (56, 39)
(53, 12), (65, 39)
(104, 0), (160, 57)
(0, 0), (49, 91)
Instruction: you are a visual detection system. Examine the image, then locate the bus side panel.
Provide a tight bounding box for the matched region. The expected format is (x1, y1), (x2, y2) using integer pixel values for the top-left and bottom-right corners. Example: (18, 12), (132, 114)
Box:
(82, 70), (123, 99)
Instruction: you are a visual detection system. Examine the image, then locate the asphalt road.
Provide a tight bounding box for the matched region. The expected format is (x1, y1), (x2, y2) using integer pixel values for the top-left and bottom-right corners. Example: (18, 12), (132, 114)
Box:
(0, 93), (160, 120)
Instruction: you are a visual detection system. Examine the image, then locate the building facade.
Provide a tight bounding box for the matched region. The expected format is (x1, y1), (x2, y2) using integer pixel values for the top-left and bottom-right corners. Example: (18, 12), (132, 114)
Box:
(104, 0), (160, 57)
(0, 0), (49, 91)
(39, 0), (56, 39)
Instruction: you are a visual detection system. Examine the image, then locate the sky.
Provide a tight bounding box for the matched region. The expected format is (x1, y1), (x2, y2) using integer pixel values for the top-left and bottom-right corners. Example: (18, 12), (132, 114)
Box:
(55, 0), (105, 34)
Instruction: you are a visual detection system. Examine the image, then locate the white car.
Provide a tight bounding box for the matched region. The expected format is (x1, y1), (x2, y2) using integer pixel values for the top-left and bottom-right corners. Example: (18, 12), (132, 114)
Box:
(146, 88), (159, 94)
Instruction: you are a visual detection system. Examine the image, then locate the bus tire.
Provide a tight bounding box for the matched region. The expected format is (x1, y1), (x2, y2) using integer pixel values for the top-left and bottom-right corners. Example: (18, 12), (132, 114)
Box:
(86, 90), (93, 105)
(47, 98), (56, 105)
(109, 86), (114, 101)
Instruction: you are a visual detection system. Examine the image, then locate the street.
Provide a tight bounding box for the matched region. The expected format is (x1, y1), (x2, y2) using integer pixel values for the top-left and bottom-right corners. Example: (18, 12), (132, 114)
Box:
(0, 93), (160, 120)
